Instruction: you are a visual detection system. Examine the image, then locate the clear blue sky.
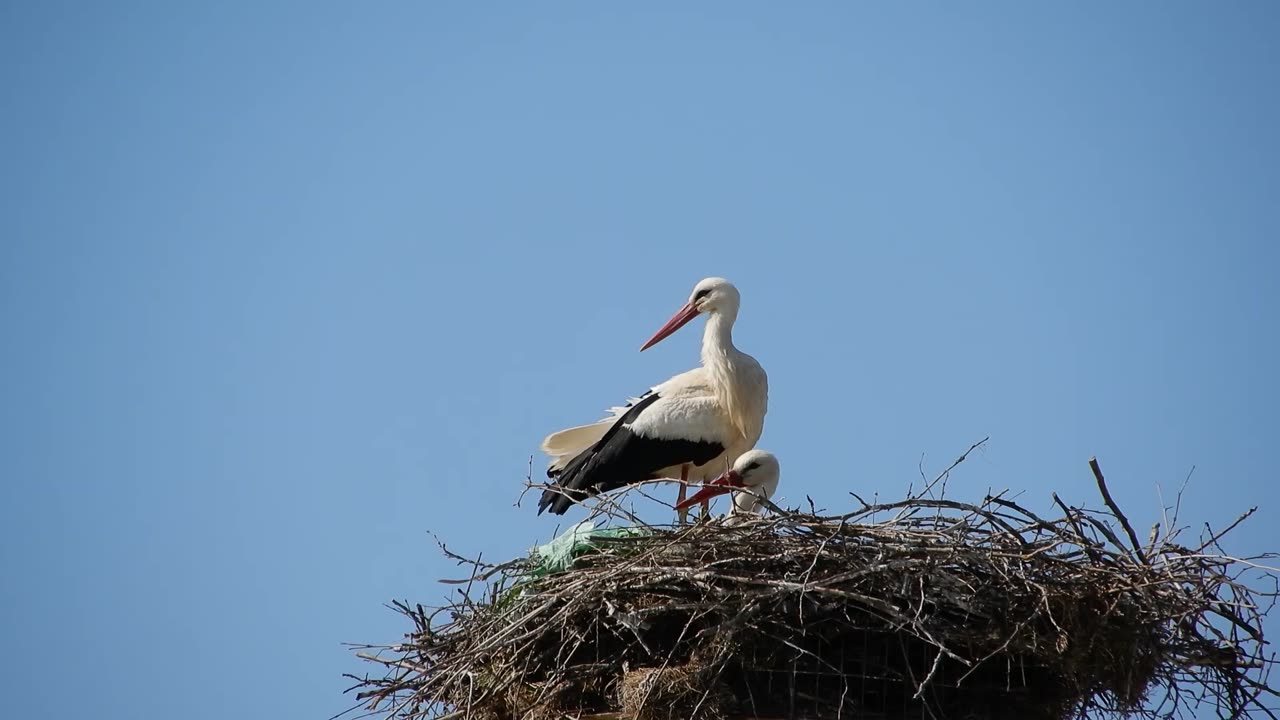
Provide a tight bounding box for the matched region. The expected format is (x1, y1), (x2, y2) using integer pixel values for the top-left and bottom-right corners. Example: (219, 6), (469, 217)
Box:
(2, 3), (1277, 719)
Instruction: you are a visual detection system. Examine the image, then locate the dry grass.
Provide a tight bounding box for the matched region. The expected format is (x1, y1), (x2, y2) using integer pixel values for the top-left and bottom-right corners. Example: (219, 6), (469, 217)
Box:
(346, 456), (1278, 719)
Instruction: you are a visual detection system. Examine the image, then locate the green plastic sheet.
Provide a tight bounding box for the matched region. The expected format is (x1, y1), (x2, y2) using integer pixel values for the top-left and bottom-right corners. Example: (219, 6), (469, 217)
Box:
(531, 520), (649, 575)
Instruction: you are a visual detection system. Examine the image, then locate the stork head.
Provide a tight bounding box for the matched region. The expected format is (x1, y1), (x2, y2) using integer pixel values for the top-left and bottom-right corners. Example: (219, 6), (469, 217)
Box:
(640, 277), (740, 352)
(675, 449), (781, 516)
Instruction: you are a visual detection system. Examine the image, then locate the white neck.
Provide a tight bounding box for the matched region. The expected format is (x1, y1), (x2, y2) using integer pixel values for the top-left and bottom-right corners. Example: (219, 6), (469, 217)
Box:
(731, 478), (778, 515)
(700, 310), (738, 367)
(698, 307), (766, 445)
(731, 491), (761, 515)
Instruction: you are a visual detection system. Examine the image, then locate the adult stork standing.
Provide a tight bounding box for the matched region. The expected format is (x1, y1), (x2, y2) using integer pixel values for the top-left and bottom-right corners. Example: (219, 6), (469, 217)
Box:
(675, 449), (782, 525)
(538, 277), (769, 518)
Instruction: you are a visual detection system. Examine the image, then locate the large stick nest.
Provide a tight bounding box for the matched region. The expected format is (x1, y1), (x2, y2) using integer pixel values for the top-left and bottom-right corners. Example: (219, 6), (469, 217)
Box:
(348, 462), (1278, 719)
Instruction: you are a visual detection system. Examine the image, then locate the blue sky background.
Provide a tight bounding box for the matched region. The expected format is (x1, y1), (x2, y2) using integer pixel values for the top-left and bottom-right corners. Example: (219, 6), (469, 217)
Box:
(2, 3), (1277, 719)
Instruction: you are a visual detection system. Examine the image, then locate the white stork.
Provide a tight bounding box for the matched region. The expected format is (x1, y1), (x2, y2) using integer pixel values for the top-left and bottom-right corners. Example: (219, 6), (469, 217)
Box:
(537, 277), (769, 517)
(674, 449), (782, 524)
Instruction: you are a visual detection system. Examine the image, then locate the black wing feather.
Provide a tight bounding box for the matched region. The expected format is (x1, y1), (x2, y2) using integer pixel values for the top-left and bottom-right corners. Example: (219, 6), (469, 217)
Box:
(538, 392), (724, 515)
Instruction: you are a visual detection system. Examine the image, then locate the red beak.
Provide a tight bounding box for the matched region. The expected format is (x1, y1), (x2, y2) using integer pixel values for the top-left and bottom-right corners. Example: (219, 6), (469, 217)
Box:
(675, 470), (744, 511)
(640, 302), (701, 352)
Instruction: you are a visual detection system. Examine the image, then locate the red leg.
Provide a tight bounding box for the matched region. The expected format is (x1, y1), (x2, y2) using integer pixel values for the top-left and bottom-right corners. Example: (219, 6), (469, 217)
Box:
(676, 464), (690, 524)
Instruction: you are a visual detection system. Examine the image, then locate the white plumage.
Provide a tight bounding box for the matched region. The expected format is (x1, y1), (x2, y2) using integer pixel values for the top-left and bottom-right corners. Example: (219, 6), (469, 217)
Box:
(726, 449), (782, 517)
(537, 278), (769, 516)
(676, 449), (783, 525)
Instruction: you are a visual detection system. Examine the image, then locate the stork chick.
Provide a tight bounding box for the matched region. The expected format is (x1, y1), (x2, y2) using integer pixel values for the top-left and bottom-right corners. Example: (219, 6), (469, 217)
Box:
(675, 449), (781, 524)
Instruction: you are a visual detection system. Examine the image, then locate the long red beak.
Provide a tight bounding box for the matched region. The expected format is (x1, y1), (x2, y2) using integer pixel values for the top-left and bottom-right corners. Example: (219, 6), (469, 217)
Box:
(675, 470), (744, 511)
(640, 302), (700, 352)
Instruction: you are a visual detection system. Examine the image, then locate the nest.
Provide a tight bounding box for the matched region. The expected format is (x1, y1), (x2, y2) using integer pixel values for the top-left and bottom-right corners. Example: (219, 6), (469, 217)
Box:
(349, 459), (1278, 719)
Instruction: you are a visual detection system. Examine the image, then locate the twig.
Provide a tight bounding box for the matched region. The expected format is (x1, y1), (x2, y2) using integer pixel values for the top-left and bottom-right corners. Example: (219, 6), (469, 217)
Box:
(1090, 456), (1149, 565)
(1198, 507), (1260, 554)
(911, 437), (990, 508)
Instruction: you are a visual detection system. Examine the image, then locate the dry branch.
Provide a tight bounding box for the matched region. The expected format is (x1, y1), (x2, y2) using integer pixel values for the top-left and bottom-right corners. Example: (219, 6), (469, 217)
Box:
(348, 463), (1278, 720)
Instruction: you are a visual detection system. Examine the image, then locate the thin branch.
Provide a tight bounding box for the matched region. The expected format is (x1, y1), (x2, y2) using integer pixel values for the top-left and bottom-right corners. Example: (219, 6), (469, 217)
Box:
(1090, 456), (1149, 565)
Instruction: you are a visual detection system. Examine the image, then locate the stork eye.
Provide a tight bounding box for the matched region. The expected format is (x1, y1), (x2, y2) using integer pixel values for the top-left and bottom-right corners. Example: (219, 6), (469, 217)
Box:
(745, 461), (760, 471)
(693, 288), (711, 301)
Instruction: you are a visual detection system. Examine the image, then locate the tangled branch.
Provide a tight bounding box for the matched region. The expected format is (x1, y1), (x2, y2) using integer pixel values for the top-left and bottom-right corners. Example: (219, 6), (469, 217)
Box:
(347, 459), (1278, 720)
